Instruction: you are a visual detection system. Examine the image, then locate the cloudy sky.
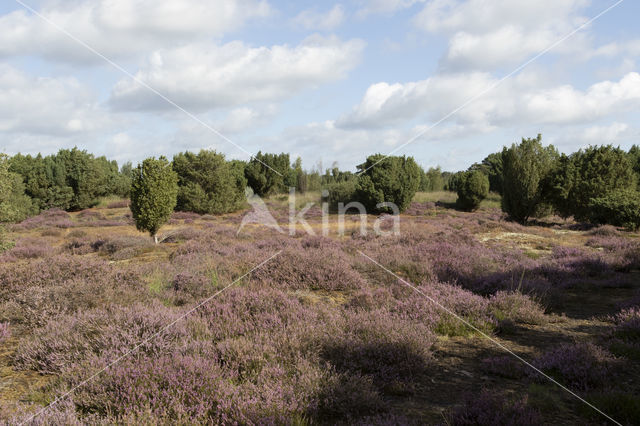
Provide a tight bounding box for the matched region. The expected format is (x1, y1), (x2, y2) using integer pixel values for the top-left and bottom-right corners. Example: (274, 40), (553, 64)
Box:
(0, 0), (638, 172)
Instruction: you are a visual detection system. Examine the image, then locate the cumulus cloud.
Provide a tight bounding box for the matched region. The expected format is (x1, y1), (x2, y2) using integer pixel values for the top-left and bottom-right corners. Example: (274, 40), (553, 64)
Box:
(0, 0), (271, 63)
(291, 4), (345, 31)
(0, 64), (108, 136)
(413, 0), (590, 70)
(109, 35), (366, 112)
(338, 72), (640, 129)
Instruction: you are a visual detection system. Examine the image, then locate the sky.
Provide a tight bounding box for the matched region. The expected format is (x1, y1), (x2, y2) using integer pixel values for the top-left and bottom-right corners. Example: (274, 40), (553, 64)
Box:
(0, 0), (639, 172)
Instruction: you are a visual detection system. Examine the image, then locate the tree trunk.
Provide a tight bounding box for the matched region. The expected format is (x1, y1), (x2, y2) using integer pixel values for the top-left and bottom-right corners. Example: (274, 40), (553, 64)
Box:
(153, 234), (158, 244)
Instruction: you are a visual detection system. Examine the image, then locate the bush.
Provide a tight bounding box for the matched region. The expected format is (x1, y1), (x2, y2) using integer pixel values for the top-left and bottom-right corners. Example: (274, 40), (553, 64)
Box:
(532, 343), (618, 391)
(244, 152), (290, 196)
(325, 180), (357, 213)
(446, 390), (541, 426)
(130, 157), (178, 243)
(587, 189), (640, 230)
(456, 170), (489, 211)
(173, 150), (246, 215)
(501, 134), (557, 223)
(356, 154), (421, 213)
(549, 145), (637, 222)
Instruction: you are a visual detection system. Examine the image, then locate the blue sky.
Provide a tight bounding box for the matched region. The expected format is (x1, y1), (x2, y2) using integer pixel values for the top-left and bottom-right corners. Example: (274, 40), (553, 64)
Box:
(0, 0), (638, 172)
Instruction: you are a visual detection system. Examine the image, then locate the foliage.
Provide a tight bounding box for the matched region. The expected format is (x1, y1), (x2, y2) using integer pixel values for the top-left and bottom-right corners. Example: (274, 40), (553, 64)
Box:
(173, 150), (246, 215)
(356, 154), (421, 213)
(420, 166), (445, 192)
(130, 157), (178, 242)
(326, 180), (358, 213)
(9, 148), (130, 212)
(0, 154), (35, 222)
(472, 152), (504, 194)
(456, 170), (489, 211)
(501, 134), (557, 223)
(587, 189), (640, 230)
(548, 145), (636, 221)
(244, 151), (291, 196)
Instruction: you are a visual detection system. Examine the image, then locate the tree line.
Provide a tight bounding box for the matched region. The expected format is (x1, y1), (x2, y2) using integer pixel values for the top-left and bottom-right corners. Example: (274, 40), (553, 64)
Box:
(2, 137), (640, 242)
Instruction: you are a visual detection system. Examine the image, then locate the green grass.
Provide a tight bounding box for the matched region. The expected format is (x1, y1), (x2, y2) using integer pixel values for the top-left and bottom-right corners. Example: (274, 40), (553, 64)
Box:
(412, 191), (501, 211)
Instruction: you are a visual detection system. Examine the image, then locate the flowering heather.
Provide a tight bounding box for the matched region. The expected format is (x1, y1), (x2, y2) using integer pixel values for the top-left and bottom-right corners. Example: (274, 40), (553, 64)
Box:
(252, 246), (366, 291)
(106, 200), (130, 209)
(171, 211), (201, 221)
(14, 302), (188, 374)
(0, 321), (9, 343)
(446, 390), (541, 426)
(480, 355), (525, 379)
(532, 343), (618, 391)
(489, 291), (547, 325)
(13, 208), (75, 230)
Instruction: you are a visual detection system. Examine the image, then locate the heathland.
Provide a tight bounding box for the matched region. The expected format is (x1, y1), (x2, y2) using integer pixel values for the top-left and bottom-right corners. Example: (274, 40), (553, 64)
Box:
(0, 191), (639, 425)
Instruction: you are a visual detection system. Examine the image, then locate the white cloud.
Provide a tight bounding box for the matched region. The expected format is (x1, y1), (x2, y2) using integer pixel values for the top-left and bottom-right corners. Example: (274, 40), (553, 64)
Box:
(338, 72), (640, 129)
(356, 0), (426, 17)
(291, 4), (345, 31)
(0, 0), (271, 63)
(0, 64), (108, 136)
(109, 35), (366, 112)
(215, 105), (278, 134)
(413, 0), (590, 70)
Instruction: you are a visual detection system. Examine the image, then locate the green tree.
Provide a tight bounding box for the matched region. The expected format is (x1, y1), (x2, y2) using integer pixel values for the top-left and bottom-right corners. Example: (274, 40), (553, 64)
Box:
(356, 154), (421, 213)
(420, 167), (445, 192)
(244, 152), (291, 196)
(629, 145), (640, 177)
(0, 154), (35, 223)
(130, 157), (178, 243)
(173, 150), (246, 215)
(456, 170), (489, 211)
(548, 145), (636, 221)
(501, 134), (558, 223)
(588, 189), (640, 230)
(470, 152), (503, 194)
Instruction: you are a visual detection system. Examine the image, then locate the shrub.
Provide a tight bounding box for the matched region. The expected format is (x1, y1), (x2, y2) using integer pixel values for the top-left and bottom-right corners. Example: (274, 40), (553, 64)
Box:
(0, 321), (9, 343)
(532, 343), (618, 391)
(446, 390), (541, 426)
(173, 150), (246, 215)
(489, 291), (546, 324)
(356, 154), (421, 213)
(326, 180), (357, 213)
(549, 145), (637, 222)
(130, 157), (178, 243)
(587, 189), (640, 230)
(456, 170), (489, 211)
(244, 152), (290, 196)
(501, 134), (557, 223)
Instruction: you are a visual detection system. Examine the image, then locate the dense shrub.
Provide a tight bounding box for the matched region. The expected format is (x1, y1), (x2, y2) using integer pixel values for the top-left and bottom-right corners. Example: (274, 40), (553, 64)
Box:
(244, 152), (291, 196)
(532, 343), (618, 391)
(356, 154), (421, 213)
(549, 145), (637, 222)
(501, 134), (557, 223)
(0, 153), (35, 222)
(587, 189), (640, 230)
(173, 150), (246, 215)
(489, 291), (546, 325)
(10, 148), (128, 212)
(456, 170), (489, 211)
(130, 157), (178, 243)
(326, 180), (358, 213)
(446, 390), (541, 426)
